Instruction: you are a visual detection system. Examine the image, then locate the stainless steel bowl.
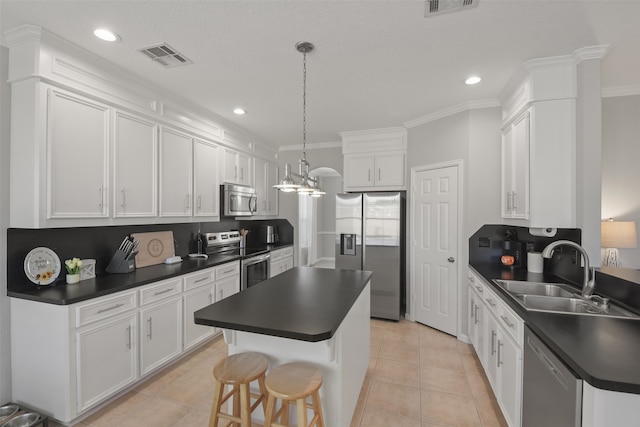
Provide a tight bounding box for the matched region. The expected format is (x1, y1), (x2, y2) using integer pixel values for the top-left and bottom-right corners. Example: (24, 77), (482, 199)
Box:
(0, 404), (19, 422)
(2, 412), (42, 427)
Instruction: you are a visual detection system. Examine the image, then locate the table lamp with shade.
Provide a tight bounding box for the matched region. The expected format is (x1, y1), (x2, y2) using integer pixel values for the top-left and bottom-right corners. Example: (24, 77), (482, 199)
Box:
(601, 219), (638, 267)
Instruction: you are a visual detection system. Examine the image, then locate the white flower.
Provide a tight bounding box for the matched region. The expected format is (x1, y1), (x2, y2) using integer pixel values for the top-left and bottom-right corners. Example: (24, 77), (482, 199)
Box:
(65, 257), (83, 274)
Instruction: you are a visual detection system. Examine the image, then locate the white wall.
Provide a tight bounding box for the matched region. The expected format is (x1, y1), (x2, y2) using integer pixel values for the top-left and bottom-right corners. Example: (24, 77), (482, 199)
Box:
(315, 176), (342, 261)
(602, 94), (640, 268)
(406, 107), (503, 334)
(0, 45), (12, 403)
(576, 59), (604, 266)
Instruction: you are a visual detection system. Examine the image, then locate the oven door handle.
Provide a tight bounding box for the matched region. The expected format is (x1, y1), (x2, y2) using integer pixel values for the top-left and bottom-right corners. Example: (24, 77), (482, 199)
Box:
(243, 253), (271, 266)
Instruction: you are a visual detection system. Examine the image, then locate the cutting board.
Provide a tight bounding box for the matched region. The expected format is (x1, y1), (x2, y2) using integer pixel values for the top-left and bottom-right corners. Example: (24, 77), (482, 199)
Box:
(131, 231), (175, 268)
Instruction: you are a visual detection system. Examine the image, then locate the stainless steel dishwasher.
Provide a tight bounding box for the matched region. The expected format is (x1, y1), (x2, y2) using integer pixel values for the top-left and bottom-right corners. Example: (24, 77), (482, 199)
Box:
(523, 326), (582, 427)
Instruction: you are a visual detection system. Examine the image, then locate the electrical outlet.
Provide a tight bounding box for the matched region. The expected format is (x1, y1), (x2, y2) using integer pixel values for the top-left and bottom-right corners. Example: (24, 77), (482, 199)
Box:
(478, 237), (490, 247)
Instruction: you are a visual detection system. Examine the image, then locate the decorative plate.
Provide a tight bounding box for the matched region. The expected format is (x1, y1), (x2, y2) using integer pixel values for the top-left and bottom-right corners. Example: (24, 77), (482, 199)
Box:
(24, 247), (61, 286)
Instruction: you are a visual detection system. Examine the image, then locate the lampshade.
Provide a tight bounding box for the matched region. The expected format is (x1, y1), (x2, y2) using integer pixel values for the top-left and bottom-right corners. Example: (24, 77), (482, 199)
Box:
(601, 221), (638, 249)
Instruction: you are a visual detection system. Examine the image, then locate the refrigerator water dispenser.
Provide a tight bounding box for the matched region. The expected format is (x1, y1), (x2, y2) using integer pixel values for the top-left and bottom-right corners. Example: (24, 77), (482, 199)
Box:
(341, 234), (357, 256)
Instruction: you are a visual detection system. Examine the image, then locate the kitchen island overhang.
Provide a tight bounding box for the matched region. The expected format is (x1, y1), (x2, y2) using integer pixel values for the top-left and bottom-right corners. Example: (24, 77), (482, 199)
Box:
(194, 267), (372, 427)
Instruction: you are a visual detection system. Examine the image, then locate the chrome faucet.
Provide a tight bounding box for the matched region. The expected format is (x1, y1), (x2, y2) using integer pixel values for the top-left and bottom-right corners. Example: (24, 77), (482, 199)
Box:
(542, 240), (596, 298)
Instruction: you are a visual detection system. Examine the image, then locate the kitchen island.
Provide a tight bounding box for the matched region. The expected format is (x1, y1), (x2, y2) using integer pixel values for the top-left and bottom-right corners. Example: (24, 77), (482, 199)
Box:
(194, 267), (372, 427)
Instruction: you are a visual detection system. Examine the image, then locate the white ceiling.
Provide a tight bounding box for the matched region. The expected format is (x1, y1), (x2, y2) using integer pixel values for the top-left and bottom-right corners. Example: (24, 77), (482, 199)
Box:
(2, 0), (639, 148)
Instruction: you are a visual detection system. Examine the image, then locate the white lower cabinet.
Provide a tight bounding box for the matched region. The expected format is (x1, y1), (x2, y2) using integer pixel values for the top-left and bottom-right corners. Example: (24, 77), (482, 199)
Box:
(270, 246), (294, 278)
(10, 261), (239, 424)
(76, 312), (137, 412)
(139, 296), (182, 376)
(468, 270), (523, 427)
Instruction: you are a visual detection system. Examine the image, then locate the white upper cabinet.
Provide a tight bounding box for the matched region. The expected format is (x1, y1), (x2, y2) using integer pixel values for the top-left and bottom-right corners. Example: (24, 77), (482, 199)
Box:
(344, 152), (405, 190)
(499, 56), (579, 228)
(253, 156), (279, 216)
(340, 127), (407, 192)
(501, 111), (529, 219)
(48, 89), (110, 219)
(159, 128), (193, 217)
(223, 148), (252, 186)
(193, 139), (219, 218)
(113, 111), (158, 218)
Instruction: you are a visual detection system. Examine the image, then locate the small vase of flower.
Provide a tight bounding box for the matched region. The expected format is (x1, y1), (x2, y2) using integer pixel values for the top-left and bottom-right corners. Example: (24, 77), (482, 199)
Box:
(65, 257), (83, 284)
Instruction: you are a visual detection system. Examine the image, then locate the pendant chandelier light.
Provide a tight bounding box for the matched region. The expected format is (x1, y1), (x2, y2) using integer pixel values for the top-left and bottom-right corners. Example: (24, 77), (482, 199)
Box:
(273, 41), (325, 198)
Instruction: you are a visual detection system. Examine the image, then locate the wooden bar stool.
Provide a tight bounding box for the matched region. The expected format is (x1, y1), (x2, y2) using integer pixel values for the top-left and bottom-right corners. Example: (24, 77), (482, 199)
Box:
(264, 362), (325, 427)
(209, 352), (269, 427)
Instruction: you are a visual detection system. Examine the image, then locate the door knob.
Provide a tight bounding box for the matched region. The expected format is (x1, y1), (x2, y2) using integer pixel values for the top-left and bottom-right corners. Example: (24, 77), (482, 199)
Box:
(448, 257), (455, 263)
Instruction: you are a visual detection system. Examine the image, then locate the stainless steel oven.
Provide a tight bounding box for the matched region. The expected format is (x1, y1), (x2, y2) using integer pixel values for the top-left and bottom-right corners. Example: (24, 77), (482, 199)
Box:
(222, 183), (257, 216)
(242, 253), (270, 290)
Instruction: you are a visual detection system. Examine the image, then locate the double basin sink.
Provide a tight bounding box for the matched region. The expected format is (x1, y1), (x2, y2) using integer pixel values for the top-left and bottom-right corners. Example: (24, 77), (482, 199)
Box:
(493, 280), (640, 319)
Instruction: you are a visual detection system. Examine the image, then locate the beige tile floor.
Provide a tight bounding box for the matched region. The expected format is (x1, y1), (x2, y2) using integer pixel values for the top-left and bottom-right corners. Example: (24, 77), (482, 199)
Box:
(50, 319), (506, 427)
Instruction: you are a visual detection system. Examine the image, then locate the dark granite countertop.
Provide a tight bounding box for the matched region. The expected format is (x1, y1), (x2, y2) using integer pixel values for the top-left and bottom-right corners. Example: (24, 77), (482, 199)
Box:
(194, 267), (372, 342)
(8, 253), (242, 305)
(470, 263), (640, 394)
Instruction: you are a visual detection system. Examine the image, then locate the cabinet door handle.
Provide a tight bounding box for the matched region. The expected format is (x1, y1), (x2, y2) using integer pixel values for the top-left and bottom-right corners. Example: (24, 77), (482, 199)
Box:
(195, 277), (209, 284)
(222, 268), (235, 274)
(497, 340), (504, 367)
(474, 304), (479, 325)
(126, 325), (132, 350)
(147, 317), (153, 340)
(234, 165), (238, 179)
(98, 187), (104, 209)
(378, 168), (381, 181)
(120, 188), (126, 208)
(218, 289), (223, 300)
(209, 292), (213, 304)
(486, 298), (497, 308)
(97, 303), (124, 314)
(512, 191), (518, 211)
(506, 192), (511, 212)
(268, 201), (271, 211)
(491, 330), (496, 355)
(470, 300), (475, 318)
(475, 285), (483, 294)
(469, 276), (475, 284)
(368, 169), (371, 182)
(240, 167), (243, 180)
(197, 195), (202, 209)
(500, 315), (515, 329)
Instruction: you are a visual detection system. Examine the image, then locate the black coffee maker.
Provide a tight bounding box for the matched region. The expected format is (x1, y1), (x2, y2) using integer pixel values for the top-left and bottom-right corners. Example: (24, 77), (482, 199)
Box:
(501, 229), (524, 270)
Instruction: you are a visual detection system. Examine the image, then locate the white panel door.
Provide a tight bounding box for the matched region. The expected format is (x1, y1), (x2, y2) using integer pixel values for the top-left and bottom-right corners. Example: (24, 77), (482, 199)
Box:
(412, 165), (459, 335)
(159, 128), (193, 217)
(193, 139), (219, 217)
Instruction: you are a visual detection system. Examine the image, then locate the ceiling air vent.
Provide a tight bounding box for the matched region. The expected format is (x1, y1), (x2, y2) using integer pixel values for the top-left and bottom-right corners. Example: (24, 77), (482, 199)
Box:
(425, 0), (478, 17)
(138, 43), (192, 67)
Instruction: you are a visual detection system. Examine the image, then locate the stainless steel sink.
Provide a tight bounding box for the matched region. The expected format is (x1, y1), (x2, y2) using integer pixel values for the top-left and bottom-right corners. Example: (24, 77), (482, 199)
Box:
(492, 279), (640, 319)
(516, 295), (639, 318)
(494, 280), (576, 297)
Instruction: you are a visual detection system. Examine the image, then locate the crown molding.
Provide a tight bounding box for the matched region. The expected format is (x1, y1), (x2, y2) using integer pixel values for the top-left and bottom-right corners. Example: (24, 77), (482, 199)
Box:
(403, 99), (500, 129)
(572, 45), (610, 64)
(602, 85), (640, 98)
(278, 141), (342, 152)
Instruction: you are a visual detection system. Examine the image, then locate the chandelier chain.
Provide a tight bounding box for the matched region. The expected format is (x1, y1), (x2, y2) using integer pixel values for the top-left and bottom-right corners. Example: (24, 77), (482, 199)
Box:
(302, 49), (307, 161)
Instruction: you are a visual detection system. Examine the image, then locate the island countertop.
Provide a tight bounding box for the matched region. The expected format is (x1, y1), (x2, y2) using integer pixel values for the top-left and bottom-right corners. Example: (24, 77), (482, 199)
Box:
(194, 267), (372, 342)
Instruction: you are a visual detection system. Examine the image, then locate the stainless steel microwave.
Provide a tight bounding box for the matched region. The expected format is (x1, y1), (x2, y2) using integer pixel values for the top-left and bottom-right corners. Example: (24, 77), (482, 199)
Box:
(221, 183), (257, 216)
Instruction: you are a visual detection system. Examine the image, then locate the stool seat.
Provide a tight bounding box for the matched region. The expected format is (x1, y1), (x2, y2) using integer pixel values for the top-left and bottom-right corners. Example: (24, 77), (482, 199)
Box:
(265, 362), (323, 400)
(209, 352), (269, 427)
(214, 352), (269, 384)
(264, 362), (324, 427)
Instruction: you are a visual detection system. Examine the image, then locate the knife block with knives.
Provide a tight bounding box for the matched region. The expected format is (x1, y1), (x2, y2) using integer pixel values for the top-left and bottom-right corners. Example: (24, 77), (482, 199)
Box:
(106, 236), (139, 274)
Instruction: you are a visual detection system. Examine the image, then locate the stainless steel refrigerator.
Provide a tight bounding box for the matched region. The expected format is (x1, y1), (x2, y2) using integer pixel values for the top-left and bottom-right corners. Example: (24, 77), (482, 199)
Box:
(336, 192), (405, 320)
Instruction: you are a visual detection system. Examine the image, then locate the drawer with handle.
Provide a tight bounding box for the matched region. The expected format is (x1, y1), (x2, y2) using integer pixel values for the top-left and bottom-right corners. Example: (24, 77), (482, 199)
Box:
(75, 290), (137, 328)
(498, 300), (524, 345)
(215, 261), (240, 280)
(183, 268), (215, 292)
(140, 277), (182, 306)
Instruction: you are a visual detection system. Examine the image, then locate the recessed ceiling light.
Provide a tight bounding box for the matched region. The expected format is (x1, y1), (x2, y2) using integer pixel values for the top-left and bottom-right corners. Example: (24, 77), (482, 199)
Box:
(465, 76), (482, 85)
(93, 28), (120, 42)
(233, 108), (246, 115)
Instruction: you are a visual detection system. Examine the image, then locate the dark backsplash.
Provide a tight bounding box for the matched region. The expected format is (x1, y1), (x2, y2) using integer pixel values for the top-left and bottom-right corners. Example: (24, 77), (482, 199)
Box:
(7, 219), (293, 286)
(470, 224), (640, 311)
(469, 224), (584, 286)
